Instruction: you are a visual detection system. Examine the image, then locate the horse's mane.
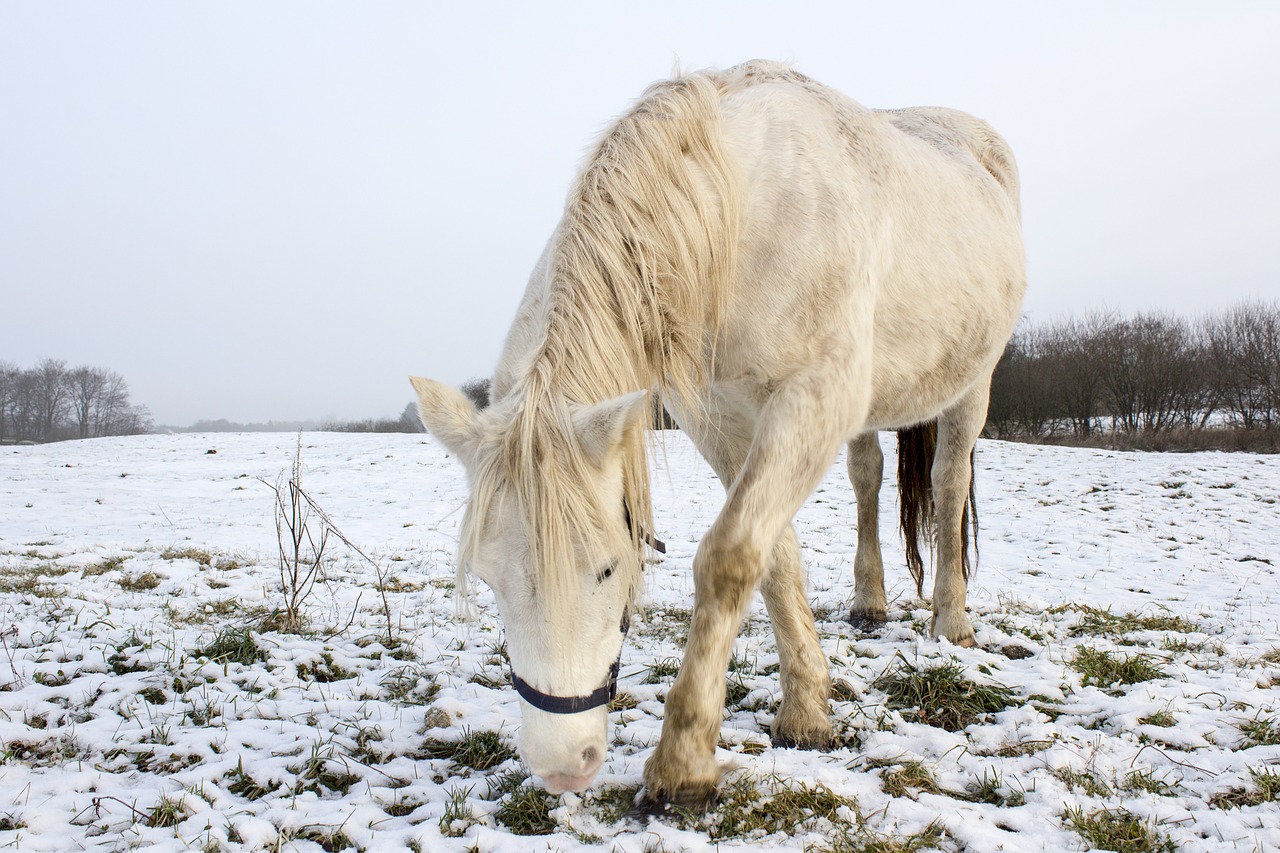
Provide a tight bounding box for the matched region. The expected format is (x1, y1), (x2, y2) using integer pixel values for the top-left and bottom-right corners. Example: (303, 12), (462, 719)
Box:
(461, 69), (741, 613)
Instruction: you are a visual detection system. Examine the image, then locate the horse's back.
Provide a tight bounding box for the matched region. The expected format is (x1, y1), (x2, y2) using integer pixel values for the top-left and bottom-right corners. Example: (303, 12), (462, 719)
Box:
(710, 62), (1026, 428)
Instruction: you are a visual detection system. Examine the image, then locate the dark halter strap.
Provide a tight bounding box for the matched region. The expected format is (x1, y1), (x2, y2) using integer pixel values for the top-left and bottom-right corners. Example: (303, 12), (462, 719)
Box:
(508, 504), (660, 715)
(510, 607), (630, 715)
(624, 501), (666, 554)
(511, 657), (621, 715)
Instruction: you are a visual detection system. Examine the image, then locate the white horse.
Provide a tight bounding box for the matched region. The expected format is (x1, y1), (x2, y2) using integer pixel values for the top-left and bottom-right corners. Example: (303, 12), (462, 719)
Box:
(411, 60), (1025, 807)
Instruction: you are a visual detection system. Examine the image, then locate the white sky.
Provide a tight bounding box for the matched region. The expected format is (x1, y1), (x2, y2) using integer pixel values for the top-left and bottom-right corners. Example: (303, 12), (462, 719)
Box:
(2, 2), (1277, 425)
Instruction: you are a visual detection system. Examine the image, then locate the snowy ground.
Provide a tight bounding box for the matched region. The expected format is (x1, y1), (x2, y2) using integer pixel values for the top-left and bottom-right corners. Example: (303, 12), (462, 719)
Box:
(0, 431), (1277, 852)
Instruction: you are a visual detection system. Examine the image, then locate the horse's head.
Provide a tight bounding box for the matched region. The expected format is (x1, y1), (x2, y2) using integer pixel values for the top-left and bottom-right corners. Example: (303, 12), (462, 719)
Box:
(410, 376), (651, 793)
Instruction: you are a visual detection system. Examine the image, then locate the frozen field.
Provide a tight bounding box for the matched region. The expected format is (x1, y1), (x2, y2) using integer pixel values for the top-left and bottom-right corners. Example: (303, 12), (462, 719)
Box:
(1, 431), (1277, 851)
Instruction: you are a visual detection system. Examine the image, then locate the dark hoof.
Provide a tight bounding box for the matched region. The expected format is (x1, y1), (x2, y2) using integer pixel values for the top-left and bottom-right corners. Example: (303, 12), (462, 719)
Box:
(847, 610), (887, 632)
(770, 731), (832, 750)
(638, 785), (719, 816)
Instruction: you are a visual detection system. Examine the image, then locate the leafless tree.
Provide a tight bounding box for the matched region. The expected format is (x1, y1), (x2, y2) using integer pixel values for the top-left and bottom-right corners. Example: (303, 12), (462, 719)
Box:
(30, 358), (69, 441)
(460, 377), (491, 410)
(65, 366), (108, 439)
(1205, 301), (1280, 428)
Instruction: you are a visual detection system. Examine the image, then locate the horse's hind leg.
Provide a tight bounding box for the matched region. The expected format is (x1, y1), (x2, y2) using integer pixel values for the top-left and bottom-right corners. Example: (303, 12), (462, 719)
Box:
(930, 383), (988, 646)
(845, 431), (887, 627)
(761, 525), (832, 749)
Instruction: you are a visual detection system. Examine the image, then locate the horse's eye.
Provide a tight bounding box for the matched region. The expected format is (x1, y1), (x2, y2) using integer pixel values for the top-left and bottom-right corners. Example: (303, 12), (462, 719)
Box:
(595, 560), (618, 583)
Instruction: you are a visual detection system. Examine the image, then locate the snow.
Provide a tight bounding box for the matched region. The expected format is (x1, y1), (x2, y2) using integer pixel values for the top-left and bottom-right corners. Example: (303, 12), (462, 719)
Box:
(1, 431), (1277, 851)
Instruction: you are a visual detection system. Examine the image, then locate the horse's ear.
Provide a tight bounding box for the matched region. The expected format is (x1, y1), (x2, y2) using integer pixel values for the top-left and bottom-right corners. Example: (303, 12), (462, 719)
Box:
(409, 376), (482, 463)
(571, 390), (650, 467)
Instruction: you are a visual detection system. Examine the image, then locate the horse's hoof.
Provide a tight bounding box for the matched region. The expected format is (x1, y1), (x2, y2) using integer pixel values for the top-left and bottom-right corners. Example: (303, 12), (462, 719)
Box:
(847, 609), (887, 632)
(638, 784), (719, 815)
(770, 702), (834, 750)
(770, 730), (833, 750)
(930, 613), (976, 647)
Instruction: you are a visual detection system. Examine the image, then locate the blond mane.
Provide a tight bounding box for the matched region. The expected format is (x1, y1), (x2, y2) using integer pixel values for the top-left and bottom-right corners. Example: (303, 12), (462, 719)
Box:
(460, 69), (741, 612)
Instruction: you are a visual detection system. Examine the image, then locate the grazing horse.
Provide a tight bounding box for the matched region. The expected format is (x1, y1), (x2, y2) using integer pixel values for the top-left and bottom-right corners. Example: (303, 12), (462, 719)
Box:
(411, 60), (1025, 807)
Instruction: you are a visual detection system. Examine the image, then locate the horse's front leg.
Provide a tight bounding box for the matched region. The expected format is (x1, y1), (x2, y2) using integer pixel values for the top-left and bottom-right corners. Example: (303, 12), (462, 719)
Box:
(644, 381), (847, 809)
(761, 526), (833, 749)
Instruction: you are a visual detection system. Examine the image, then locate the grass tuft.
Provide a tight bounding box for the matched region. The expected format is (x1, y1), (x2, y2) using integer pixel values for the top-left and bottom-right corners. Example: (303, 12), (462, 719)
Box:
(147, 795), (187, 828)
(673, 774), (858, 842)
(161, 547), (214, 566)
(1071, 647), (1168, 688)
(118, 571), (161, 592)
(1054, 767), (1112, 798)
(1238, 710), (1280, 748)
(1209, 767), (1280, 809)
(494, 784), (558, 835)
(1123, 769), (1180, 797)
(226, 758), (273, 800)
(1051, 604), (1199, 637)
(196, 627), (263, 665)
(870, 758), (942, 799)
(873, 657), (1018, 731)
(819, 821), (945, 853)
(1062, 806), (1176, 853)
(439, 786), (477, 837)
(420, 728), (515, 771)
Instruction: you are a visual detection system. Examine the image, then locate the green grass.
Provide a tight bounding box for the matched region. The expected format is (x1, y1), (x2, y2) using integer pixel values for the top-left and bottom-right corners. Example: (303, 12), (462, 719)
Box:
(1238, 711), (1280, 748)
(870, 758), (942, 799)
(1209, 767), (1280, 809)
(1138, 708), (1176, 727)
(438, 786), (477, 837)
(1071, 647), (1169, 688)
(147, 795), (187, 828)
(676, 774), (859, 842)
(118, 571), (161, 591)
(1062, 806), (1176, 853)
(494, 783), (558, 835)
(1051, 603), (1199, 637)
(419, 728), (515, 771)
(1123, 769), (1180, 797)
(380, 664), (440, 705)
(196, 627), (263, 665)
(225, 759), (273, 800)
(1054, 767), (1112, 798)
(161, 547), (213, 566)
(296, 651), (356, 683)
(293, 741), (361, 796)
(820, 821), (945, 853)
(873, 657), (1019, 731)
(644, 657), (682, 683)
(963, 769), (1026, 807)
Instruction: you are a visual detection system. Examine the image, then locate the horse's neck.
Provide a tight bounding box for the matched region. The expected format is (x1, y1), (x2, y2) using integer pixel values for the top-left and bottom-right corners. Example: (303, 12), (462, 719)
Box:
(493, 241), (645, 409)
(492, 236), (557, 403)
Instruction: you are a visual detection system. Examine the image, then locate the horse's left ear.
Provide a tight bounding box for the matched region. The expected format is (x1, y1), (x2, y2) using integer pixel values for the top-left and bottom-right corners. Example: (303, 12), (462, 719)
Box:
(571, 390), (650, 467)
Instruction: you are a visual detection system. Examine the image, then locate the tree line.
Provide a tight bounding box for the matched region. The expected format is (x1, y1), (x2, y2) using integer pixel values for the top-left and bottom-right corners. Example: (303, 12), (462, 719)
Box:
(987, 300), (1280, 450)
(0, 359), (151, 443)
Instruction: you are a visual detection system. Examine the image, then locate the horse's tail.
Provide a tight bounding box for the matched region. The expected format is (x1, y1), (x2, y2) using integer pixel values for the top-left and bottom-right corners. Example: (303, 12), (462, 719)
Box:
(896, 421), (979, 597)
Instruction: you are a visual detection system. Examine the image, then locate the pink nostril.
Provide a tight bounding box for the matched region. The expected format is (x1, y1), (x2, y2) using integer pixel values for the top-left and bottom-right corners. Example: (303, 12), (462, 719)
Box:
(581, 746), (600, 768)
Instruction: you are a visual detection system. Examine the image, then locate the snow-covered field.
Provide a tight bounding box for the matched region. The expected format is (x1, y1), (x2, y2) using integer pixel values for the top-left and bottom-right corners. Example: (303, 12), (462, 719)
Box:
(1, 431), (1277, 852)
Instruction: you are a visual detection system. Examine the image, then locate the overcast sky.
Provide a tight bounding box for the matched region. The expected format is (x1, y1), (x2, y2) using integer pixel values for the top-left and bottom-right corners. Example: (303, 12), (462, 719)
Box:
(3, 3), (1277, 426)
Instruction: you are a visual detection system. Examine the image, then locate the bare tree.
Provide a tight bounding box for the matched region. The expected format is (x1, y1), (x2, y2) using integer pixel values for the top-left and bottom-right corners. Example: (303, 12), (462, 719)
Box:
(460, 377), (491, 410)
(988, 322), (1055, 438)
(65, 366), (108, 439)
(31, 358), (68, 441)
(0, 362), (18, 443)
